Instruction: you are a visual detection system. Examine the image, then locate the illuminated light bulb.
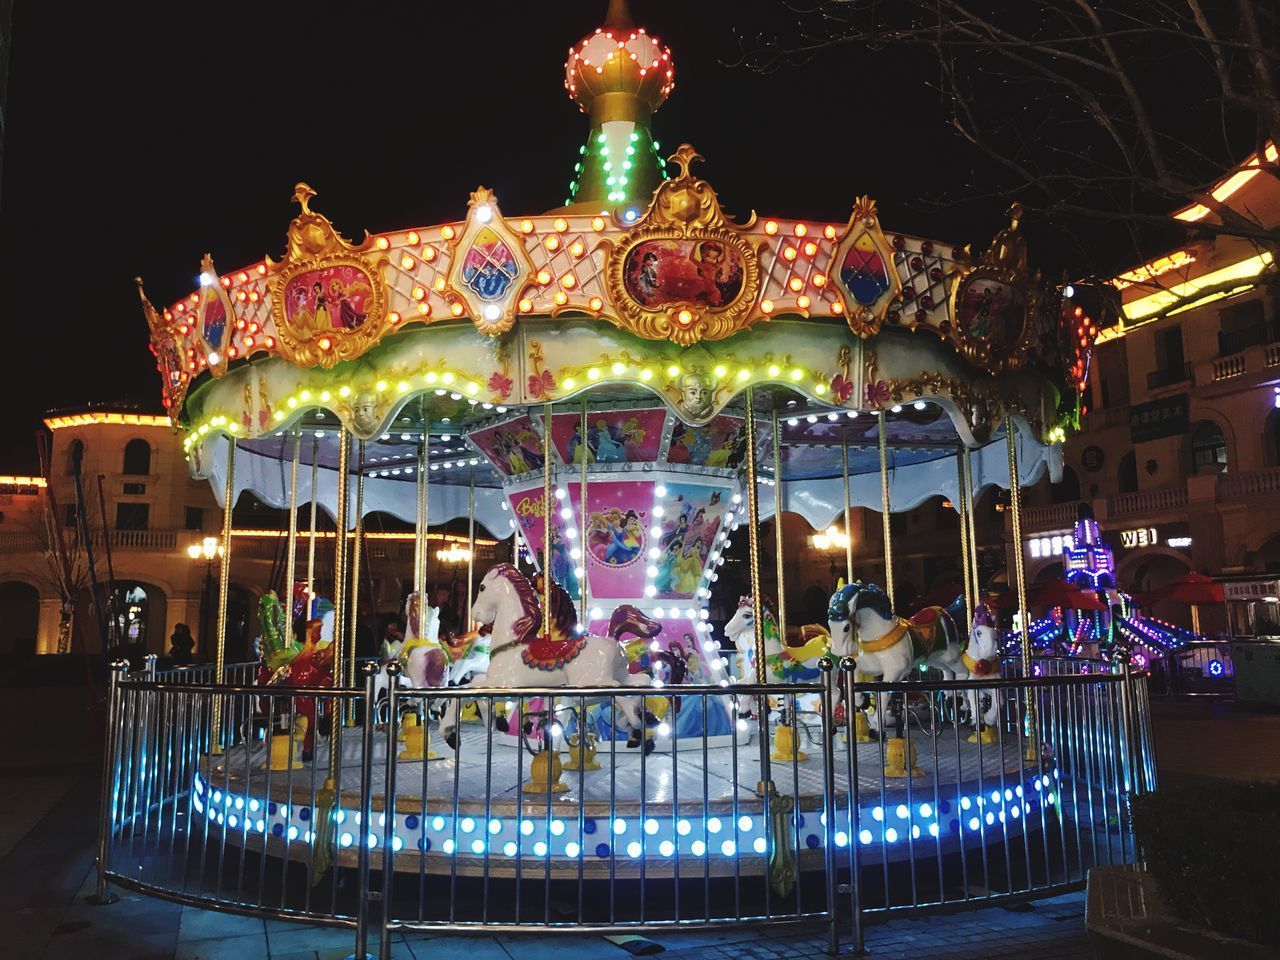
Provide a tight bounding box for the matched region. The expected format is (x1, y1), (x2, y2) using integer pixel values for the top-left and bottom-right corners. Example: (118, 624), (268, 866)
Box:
(434, 277), (447, 292)
(823, 225), (837, 239)
(832, 301), (844, 314)
(570, 241), (585, 258)
(591, 216), (605, 231)
(761, 300), (773, 314)
(422, 245), (437, 262)
(474, 204), (493, 224)
(441, 371), (455, 384)
(535, 270), (551, 285)
(483, 304), (502, 323)
(783, 247), (798, 261)
(793, 223), (808, 237)
(590, 296), (604, 311)
(401, 254), (416, 270)
(790, 368), (804, 381)
(768, 364), (781, 376)
(554, 291), (568, 305)
(611, 361), (625, 375)
(545, 236), (560, 251)
(812, 273), (827, 287)
(412, 285), (426, 301)
(677, 308), (694, 325)
(450, 302), (465, 317)
(736, 369), (749, 381)
(563, 377), (576, 389)
(788, 277), (803, 292)
(797, 295), (811, 309)
(640, 368), (653, 380)
(666, 364), (681, 378)
(441, 225), (455, 240)
(517, 297), (533, 312)
(587, 367), (600, 380)
(713, 364), (727, 378)
(375, 237), (390, 250)
(764, 221), (778, 235)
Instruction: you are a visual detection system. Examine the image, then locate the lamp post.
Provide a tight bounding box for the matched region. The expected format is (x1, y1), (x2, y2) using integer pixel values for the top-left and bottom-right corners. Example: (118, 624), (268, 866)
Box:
(187, 535), (224, 661)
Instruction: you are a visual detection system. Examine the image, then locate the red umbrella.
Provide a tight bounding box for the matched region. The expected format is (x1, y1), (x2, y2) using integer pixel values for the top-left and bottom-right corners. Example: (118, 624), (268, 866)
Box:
(991, 580), (1105, 611)
(1139, 571), (1224, 606)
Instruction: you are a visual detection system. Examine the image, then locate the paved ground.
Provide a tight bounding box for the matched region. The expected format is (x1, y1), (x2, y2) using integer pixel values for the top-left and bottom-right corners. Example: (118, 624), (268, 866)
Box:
(1, 689), (1275, 959)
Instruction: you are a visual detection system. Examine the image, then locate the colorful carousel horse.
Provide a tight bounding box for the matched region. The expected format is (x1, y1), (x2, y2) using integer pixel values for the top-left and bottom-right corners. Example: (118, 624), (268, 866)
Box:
(373, 593), (490, 703)
(724, 595), (832, 683)
(254, 591), (336, 759)
(827, 581), (961, 732)
(438, 563), (660, 753)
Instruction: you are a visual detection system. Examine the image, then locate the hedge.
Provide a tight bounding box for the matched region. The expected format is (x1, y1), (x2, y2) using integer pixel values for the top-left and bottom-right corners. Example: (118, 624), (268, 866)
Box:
(1130, 781), (1280, 946)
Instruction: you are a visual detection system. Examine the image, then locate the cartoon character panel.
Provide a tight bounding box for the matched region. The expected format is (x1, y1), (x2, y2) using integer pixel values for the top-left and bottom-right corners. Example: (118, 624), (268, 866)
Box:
(469, 417), (548, 477)
(552, 409), (666, 464)
(665, 416), (748, 469)
(508, 486), (580, 600)
(652, 481), (732, 600)
(623, 238), (745, 309)
(568, 480), (653, 599)
(587, 617), (720, 686)
(283, 264), (374, 335)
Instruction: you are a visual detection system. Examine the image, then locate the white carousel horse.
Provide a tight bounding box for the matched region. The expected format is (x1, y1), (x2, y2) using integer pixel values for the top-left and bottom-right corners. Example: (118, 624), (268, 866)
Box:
(373, 594), (491, 703)
(724, 596), (832, 683)
(827, 581), (961, 730)
(910, 602), (1002, 730)
(437, 564), (657, 752)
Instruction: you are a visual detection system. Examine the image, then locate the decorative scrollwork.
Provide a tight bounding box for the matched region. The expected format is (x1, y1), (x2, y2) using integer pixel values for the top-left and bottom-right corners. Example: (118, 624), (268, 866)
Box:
(604, 144), (761, 346)
(267, 183), (390, 369)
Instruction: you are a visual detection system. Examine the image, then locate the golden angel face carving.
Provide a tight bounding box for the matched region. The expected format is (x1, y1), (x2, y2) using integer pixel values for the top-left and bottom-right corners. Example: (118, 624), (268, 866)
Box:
(268, 184), (390, 369)
(605, 145), (761, 346)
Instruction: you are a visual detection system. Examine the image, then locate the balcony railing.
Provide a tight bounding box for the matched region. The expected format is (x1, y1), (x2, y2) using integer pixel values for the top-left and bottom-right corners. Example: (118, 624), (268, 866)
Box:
(1218, 465), (1280, 500)
(1108, 486), (1188, 518)
(1217, 322), (1280, 358)
(1020, 501), (1084, 531)
(1146, 362), (1193, 391)
(0, 528), (178, 554)
(1211, 354), (1246, 381)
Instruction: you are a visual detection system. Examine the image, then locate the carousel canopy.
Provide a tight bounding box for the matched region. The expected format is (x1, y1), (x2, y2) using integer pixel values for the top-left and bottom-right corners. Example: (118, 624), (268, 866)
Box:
(139, 0), (1101, 535)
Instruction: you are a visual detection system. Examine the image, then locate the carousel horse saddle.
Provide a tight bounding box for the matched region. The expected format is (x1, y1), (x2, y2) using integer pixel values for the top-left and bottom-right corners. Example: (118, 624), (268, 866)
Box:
(521, 631), (589, 671)
(906, 607), (949, 659)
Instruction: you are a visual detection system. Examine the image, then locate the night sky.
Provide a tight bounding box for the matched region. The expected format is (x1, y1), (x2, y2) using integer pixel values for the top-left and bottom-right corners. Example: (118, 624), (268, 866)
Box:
(0, 2), (1169, 474)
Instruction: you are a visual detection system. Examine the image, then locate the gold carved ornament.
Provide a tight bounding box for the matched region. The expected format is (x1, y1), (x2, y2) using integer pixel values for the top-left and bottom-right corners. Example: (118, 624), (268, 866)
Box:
(828, 196), (904, 338)
(441, 187), (536, 337)
(136, 276), (189, 421)
(603, 144), (761, 347)
(194, 253), (238, 378)
(266, 183), (391, 369)
(946, 203), (1039, 374)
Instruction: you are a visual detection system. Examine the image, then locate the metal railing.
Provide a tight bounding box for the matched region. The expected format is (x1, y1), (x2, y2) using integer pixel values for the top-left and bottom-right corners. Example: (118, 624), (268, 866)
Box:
(1145, 362), (1193, 390)
(94, 660), (1154, 955)
(1107, 485), (1188, 518)
(1217, 322), (1280, 358)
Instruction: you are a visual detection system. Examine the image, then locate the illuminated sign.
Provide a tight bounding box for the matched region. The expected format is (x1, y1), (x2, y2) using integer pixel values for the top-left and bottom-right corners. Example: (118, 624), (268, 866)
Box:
(1167, 536), (1193, 548)
(1027, 534), (1075, 558)
(1120, 527), (1158, 548)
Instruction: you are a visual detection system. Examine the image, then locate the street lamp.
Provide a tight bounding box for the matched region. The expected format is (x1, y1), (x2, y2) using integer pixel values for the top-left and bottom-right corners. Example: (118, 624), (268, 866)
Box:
(187, 536), (224, 660)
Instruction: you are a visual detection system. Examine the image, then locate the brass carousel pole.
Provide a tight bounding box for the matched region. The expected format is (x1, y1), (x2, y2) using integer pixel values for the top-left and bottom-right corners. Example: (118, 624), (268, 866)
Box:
(282, 427), (302, 648)
(346, 439), (365, 721)
(841, 425), (854, 585)
(877, 410), (895, 609)
(415, 401), (428, 613)
(743, 391), (766, 683)
(466, 465), (476, 628)
(1007, 420), (1039, 761)
(542, 403), (553, 635)
(306, 435), (320, 609)
(964, 447), (980, 603)
(772, 402), (787, 646)
(211, 434), (236, 753)
(331, 428), (350, 688)
(579, 401), (589, 625)
(956, 448), (974, 628)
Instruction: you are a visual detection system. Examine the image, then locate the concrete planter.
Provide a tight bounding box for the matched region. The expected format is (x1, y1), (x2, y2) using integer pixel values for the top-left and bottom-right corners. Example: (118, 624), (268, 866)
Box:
(1085, 865), (1273, 959)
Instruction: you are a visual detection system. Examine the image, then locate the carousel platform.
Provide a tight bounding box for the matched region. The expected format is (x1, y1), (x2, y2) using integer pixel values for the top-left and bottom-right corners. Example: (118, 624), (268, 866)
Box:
(194, 719), (1064, 878)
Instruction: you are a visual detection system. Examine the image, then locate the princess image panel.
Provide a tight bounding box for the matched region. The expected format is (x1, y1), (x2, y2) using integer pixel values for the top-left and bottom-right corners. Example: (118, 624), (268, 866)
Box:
(283, 264), (375, 336)
(507, 487), (580, 601)
(552, 408), (666, 465)
(653, 481), (732, 600)
(568, 480), (653, 599)
(469, 417), (547, 477)
(623, 238), (745, 309)
(666, 415), (749, 469)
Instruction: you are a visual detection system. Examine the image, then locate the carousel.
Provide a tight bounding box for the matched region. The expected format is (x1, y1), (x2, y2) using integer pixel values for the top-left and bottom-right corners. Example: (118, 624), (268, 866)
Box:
(110, 0), (1143, 942)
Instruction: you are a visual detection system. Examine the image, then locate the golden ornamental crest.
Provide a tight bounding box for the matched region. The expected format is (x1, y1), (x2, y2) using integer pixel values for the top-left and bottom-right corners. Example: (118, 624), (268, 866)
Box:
(947, 203), (1039, 374)
(604, 144), (760, 346)
(136, 277), (188, 419)
(267, 183), (390, 368)
(442, 187), (535, 336)
(829, 196), (903, 338)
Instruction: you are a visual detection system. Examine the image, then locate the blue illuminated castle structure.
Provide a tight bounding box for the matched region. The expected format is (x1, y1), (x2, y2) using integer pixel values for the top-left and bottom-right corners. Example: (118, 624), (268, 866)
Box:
(1008, 503), (1202, 667)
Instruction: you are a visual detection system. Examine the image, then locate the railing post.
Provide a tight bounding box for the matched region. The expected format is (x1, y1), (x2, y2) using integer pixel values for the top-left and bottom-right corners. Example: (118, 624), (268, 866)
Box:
(354, 663), (378, 959)
(89, 661), (127, 905)
(839, 657), (865, 955)
(1118, 660), (1142, 796)
(379, 662), (400, 960)
(818, 659), (839, 956)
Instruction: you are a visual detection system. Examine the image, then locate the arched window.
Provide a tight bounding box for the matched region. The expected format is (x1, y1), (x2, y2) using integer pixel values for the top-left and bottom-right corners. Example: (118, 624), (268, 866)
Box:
(66, 439), (85, 476)
(1117, 451), (1138, 494)
(1190, 420), (1227, 474)
(1265, 409), (1280, 467)
(123, 439), (151, 476)
(1050, 466), (1081, 503)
